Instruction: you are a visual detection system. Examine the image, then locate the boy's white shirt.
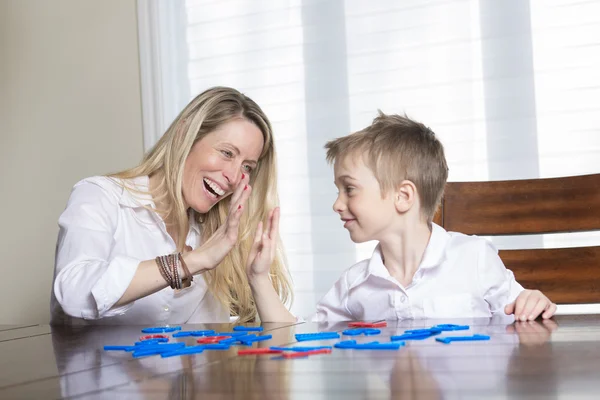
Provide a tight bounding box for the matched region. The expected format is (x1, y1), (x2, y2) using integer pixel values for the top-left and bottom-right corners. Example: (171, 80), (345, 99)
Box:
(313, 223), (524, 321)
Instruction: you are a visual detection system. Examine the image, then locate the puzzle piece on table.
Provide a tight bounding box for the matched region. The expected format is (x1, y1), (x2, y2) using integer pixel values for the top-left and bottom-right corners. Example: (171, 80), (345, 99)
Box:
(141, 326), (182, 334)
(334, 340), (404, 350)
(104, 340), (179, 352)
(134, 338), (169, 345)
(295, 332), (341, 342)
(404, 328), (443, 335)
(342, 328), (381, 336)
(390, 332), (437, 341)
(131, 342), (186, 358)
(139, 334), (169, 341)
(237, 334), (272, 345)
(233, 326), (264, 332)
(433, 324), (470, 331)
(435, 334), (490, 344)
(196, 336), (232, 344)
(162, 346), (206, 358)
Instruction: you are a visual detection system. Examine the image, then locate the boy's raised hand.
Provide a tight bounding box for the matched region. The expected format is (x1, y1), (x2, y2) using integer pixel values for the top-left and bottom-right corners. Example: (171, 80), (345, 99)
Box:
(504, 289), (557, 321)
(246, 207), (280, 279)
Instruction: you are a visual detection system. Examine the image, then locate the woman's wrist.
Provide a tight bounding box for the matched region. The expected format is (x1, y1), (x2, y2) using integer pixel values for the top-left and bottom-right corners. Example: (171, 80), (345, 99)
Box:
(247, 273), (270, 288)
(182, 251), (207, 275)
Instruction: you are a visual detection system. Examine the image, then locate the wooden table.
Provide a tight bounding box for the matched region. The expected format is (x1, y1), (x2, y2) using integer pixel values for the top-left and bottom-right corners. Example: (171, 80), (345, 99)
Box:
(1, 315), (599, 399)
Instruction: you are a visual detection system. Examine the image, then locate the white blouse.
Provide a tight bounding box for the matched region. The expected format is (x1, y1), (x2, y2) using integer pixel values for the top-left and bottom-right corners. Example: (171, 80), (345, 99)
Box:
(314, 223), (524, 321)
(51, 176), (228, 325)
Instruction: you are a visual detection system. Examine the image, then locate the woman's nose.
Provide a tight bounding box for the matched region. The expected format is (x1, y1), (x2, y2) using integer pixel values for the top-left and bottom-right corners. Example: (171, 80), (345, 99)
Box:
(223, 164), (242, 188)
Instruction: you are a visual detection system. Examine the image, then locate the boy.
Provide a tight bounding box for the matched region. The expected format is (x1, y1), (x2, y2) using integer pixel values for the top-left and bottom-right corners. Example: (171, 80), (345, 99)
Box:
(315, 112), (556, 321)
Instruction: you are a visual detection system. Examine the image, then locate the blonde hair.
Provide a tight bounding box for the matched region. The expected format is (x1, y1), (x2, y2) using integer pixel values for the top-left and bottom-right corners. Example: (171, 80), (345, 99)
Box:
(111, 86), (292, 322)
(325, 111), (448, 223)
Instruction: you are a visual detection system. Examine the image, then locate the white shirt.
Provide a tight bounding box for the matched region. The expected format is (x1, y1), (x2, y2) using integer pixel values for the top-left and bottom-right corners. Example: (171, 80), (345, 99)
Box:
(51, 176), (228, 325)
(314, 223), (524, 321)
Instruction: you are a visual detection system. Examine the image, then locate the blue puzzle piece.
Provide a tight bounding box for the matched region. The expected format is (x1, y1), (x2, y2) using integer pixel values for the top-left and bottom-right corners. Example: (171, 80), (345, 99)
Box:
(435, 334), (490, 344)
(219, 337), (241, 345)
(342, 328), (381, 336)
(433, 324), (470, 331)
(104, 345), (135, 351)
(141, 326), (182, 334)
(404, 328), (443, 335)
(233, 326), (264, 332)
(238, 334), (272, 345)
(104, 340), (176, 352)
(162, 346), (206, 358)
(354, 342), (404, 350)
(335, 340), (403, 350)
(334, 340), (358, 348)
(132, 342), (186, 358)
(391, 332), (436, 341)
(135, 338), (169, 345)
(295, 332), (341, 342)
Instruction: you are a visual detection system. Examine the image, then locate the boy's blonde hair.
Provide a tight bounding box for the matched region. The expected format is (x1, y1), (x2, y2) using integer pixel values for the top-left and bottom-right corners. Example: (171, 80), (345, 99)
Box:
(325, 111), (448, 223)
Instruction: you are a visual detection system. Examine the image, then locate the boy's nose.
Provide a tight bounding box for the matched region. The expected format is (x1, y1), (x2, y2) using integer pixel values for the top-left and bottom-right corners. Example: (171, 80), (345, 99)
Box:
(333, 196), (345, 213)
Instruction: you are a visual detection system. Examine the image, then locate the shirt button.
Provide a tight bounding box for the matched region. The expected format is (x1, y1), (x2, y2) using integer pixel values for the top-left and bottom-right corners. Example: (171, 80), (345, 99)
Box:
(400, 295), (407, 303)
(163, 305), (170, 312)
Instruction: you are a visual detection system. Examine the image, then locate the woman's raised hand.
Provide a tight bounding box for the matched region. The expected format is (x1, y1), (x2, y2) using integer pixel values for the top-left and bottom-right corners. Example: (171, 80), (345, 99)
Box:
(190, 174), (251, 272)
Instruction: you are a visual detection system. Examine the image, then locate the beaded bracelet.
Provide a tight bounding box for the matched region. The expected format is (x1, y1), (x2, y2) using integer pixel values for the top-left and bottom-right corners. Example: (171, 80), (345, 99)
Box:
(179, 253), (193, 288)
(156, 255), (174, 289)
(156, 253), (193, 290)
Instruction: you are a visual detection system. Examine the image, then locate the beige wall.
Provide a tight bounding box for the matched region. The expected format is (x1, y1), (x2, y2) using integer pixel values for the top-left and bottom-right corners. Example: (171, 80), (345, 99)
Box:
(0, 0), (144, 323)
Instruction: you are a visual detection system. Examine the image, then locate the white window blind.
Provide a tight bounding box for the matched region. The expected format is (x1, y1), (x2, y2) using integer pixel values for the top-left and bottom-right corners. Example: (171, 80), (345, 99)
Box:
(138, 0), (600, 318)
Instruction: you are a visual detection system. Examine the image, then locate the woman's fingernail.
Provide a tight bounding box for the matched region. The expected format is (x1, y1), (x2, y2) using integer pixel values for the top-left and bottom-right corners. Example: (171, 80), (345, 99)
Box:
(244, 185), (248, 191)
(238, 205), (242, 210)
(242, 173), (245, 179)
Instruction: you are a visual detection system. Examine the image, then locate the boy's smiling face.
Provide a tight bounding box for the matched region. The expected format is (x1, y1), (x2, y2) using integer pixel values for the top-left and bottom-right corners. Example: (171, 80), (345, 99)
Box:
(332, 153), (397, 243)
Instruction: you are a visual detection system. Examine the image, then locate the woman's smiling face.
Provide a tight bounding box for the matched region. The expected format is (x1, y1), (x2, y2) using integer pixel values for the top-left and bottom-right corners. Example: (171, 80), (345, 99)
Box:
(182, 118), (264, 213)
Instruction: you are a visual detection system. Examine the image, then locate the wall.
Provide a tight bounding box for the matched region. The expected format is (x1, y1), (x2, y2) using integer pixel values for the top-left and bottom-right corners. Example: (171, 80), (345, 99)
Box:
(0, 0), (144, 323)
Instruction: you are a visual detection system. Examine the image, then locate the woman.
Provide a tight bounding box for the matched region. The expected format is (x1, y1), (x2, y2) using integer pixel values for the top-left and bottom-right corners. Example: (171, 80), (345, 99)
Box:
(51, 87), (295, 324)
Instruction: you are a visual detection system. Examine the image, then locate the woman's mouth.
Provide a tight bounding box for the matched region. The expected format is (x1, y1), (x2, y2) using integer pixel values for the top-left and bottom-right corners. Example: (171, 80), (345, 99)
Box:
(203, 177), (225, 199)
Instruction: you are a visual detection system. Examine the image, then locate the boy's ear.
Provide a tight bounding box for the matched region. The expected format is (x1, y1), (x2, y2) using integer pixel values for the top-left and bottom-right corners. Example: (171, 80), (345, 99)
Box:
(394, 180), (417, 213)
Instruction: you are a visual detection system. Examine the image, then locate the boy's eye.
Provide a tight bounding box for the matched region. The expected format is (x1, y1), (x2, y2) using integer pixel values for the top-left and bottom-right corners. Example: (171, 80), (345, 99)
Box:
(344, 186), (354, 194)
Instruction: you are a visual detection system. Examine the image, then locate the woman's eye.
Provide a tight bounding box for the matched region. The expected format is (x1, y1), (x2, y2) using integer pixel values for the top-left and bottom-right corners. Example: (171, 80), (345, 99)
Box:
(243, 164), (253, 173)
(221, 150), (233, 158)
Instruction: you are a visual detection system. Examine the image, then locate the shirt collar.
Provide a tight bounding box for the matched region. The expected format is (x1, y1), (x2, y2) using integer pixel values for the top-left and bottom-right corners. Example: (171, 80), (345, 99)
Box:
(117, 176), (154, 208)
(117, 176), (202, 236)
(349, 223), (451, 290)
(419, 222), (451, 269)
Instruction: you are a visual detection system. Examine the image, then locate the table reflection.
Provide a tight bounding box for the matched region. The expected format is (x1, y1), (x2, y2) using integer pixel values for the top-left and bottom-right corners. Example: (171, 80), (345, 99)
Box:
(40, 316), (598, 399)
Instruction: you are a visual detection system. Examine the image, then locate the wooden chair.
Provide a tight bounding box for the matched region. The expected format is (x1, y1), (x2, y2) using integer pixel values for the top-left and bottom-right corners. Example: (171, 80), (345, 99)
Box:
(432, 174), (600, 304)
